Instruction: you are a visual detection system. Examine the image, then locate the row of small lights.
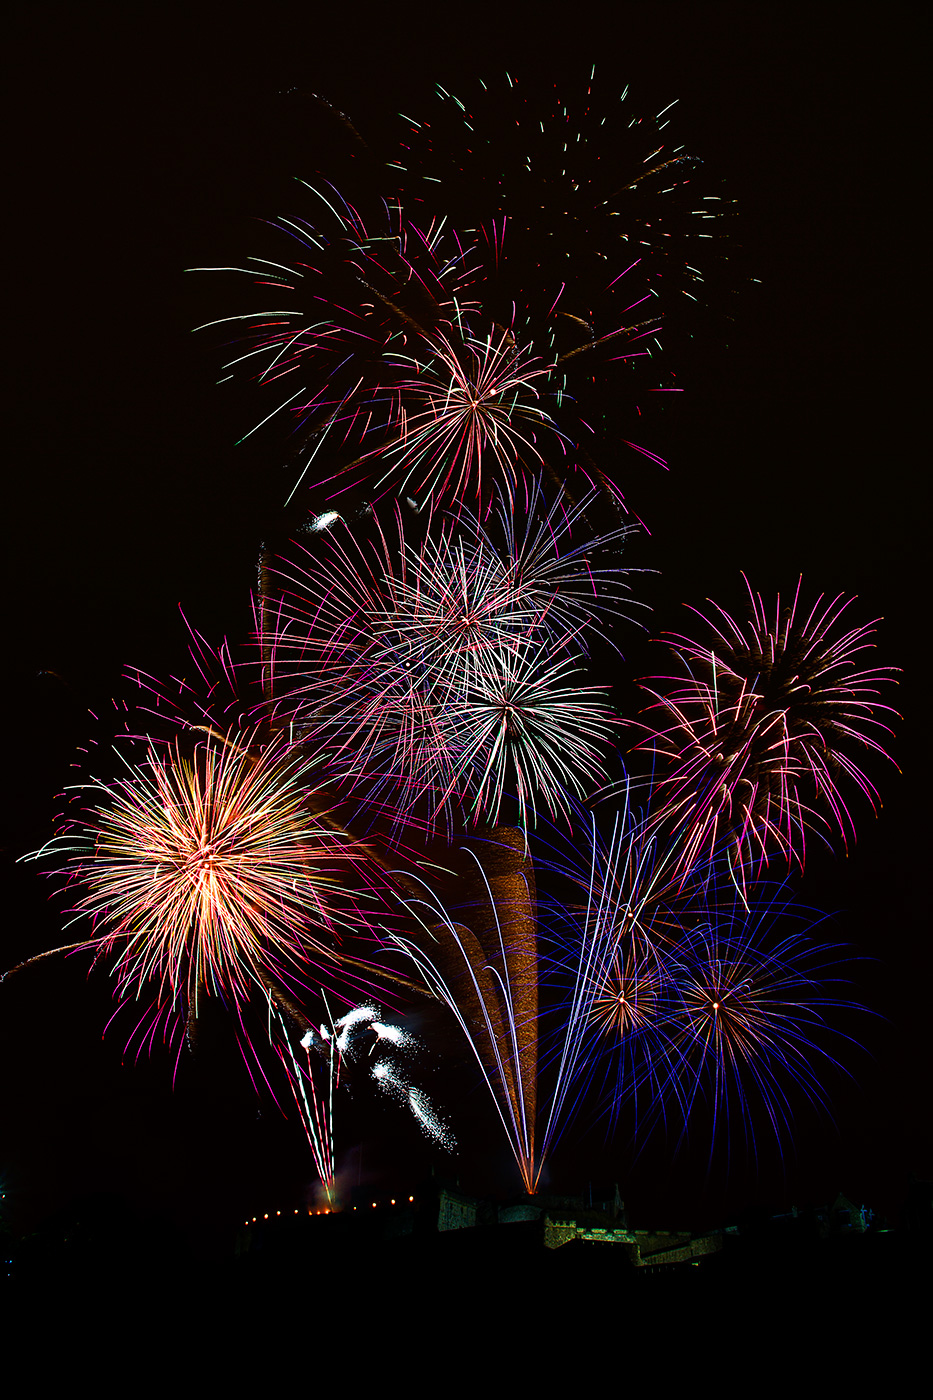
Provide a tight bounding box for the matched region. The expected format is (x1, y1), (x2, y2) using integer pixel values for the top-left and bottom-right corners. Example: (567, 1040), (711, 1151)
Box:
(245, 1197), (416, 1226)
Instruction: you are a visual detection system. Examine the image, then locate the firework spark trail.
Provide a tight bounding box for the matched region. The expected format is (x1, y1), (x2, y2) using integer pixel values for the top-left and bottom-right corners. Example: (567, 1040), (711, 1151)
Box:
(271, 1005), (337, 1204)
(370, 1061), (455, 1150)
(192, 191), (479, 421)
(635, 577), (899, 886)
(390, 830), (539, 1192)
(125, 609), (257, 750)
(536, 793), (701, 1160)
(272, 995), (454, 1200)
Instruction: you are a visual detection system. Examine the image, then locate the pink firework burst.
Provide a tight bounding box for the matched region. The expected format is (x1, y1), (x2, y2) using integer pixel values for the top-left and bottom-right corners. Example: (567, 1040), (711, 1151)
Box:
(259, 489), (625, 834)
(635, 577), (899, 883)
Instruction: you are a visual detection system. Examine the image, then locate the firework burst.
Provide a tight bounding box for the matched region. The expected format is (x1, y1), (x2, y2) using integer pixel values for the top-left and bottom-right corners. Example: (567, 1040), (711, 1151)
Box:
(195, 72), (736, 511)
(192, 191), (485, 504)
(261, 488), (624, 834)
(540, 801), (866, 1160)
(391, 829), (539, 1192)
(437, 637), (613, 831)
(635, 577), (899, 884)
(665, 908), (866, 1156)
(17, 730), (379, 1040)
(369, 325), (562, 509)
(393, 68), (735, 443)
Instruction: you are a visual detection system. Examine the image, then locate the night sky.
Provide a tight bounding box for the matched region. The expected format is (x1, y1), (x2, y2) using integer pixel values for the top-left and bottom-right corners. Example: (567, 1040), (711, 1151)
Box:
(4, 4), (926, 1251)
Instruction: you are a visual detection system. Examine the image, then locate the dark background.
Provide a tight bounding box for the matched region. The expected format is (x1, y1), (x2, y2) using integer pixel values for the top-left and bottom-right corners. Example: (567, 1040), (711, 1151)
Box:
(3, 3), (926, 1251)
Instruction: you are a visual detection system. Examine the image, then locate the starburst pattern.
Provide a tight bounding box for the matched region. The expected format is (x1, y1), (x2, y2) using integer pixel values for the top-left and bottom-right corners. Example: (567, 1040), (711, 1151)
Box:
(261, 488), (623, 833)
(636, 577), (899, 880)
(370, 327), (561, 507)
(666, 914), (863, 1151)
(26, 731), (374, 1024)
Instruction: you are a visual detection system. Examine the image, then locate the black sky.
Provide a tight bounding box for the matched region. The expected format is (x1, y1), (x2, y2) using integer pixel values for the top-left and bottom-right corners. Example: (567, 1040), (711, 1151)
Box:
(3, 3), (926, 1244)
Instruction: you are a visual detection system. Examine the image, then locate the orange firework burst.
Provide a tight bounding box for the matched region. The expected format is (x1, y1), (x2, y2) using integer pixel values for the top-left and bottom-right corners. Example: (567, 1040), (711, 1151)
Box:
(586, 926), (666, 1040)
(21, 730), (374, 1024)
